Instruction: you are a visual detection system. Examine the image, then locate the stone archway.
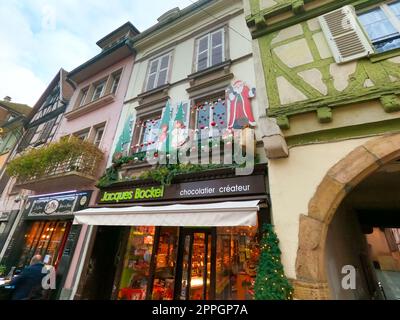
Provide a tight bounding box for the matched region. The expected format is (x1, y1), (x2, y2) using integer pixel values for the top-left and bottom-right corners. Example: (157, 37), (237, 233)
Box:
(293, 133), (400, 299)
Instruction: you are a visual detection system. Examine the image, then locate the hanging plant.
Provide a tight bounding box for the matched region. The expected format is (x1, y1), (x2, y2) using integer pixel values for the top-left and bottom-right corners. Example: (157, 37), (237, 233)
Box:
(6, 136), (104, 181)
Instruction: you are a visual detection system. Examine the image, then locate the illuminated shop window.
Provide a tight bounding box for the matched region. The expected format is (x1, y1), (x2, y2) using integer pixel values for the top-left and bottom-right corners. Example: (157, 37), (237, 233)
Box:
(18, 221), (70, 269)
(118, 226), (155, 300)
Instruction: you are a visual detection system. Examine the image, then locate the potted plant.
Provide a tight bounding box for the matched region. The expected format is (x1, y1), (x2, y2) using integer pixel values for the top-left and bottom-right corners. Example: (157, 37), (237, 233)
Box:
(0, 265), (6, 277)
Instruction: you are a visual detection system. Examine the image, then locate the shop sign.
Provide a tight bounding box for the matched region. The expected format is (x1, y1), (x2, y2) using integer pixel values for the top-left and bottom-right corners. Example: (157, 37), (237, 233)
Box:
(98, 175), (265, 205)
(0, 212), (9, 222)
(23, 190), (92, 219)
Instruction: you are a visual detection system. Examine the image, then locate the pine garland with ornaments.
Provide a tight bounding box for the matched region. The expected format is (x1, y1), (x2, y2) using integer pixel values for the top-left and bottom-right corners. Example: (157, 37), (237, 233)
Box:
(254, 224), (293, 300)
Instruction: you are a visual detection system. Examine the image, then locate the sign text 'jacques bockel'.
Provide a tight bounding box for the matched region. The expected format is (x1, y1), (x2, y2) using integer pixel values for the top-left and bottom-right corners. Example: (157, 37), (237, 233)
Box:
(100, 186), (165, 203)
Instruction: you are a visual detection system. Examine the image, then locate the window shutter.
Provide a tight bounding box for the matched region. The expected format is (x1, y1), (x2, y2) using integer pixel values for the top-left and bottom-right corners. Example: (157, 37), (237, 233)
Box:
(17, 126), (36, 152)
(197, 35), (209, 71)
(318, 5), (374, 63)
(37, 118), (56, 144)
(146, 59), (159, 91)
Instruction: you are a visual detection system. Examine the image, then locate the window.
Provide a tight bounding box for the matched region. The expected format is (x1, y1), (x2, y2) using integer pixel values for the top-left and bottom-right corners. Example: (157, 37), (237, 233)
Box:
(196, 29), (225, 72)
(93, 125), (105, 147)
(145, 53), (171, 92)
(17, 126), (37, 152)
(117, 227), (156, 300)
(91, 80), (106, 101)
(16, 221), (71, 269)
(7, 114), (16, 122)
(31, 84), (60, 122)
(194, 97), (227, 140)
(139, 116), (161, 152)
(111, 72), (121, 95)
(75, 129), (90, 141)
(79, 88), (88, 107)
(358, 1), (400, 53)
(36, 118), (57, 145)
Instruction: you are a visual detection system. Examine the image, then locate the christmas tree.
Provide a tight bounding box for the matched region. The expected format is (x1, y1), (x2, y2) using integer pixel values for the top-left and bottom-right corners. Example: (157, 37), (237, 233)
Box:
(254, 224), (294, 300)
(115, 114), (133, 155)
(157, 101), (172, 154)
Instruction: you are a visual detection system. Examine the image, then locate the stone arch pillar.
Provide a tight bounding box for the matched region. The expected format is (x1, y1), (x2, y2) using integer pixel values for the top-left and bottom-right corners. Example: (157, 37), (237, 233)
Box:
(293, 133), (400, 299)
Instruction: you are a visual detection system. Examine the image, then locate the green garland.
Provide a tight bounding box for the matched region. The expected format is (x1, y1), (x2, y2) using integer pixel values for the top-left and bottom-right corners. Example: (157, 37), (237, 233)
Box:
(97, 162), (237, 188)
(98, 147), (261, 188)
(254, 224), (294, 300)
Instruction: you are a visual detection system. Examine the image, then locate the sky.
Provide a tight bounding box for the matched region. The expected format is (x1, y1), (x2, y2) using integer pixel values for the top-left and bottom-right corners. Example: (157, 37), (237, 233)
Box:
(0, 0), (194, 107)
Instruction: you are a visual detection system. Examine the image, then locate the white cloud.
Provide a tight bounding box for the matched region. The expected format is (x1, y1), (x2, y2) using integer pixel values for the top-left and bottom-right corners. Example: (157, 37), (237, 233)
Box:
(0, 0), (195, 106)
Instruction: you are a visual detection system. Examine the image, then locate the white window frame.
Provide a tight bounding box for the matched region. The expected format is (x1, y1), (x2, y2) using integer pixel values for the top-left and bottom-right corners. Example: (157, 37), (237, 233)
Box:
(145, 52), (172, 92)
(79, 88), (89, 107)
(75, 129), (90, 141)
(195, 28), (225, 72)
(111, 72), (121, 95)
(93, 125), (105, 147)
(137, 113), (162, 153)
(358, 1), (400, 50)
(91, 80), (106, 102)
(194, 95), (226, 140)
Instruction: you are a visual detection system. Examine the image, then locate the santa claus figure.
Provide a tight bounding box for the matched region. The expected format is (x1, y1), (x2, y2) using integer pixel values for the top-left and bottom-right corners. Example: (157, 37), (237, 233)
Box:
(226, 80), (256, 129)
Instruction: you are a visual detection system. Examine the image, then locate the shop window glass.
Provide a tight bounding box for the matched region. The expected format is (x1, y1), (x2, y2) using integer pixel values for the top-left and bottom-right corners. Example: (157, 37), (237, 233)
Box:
(151, 227), (179, 300)
(189, 233), (211, 300)
(179, 235), (191, 300)
(18, 221), (71, 269)
(118, 226), (155, 300)
(216, 226), (259, 300)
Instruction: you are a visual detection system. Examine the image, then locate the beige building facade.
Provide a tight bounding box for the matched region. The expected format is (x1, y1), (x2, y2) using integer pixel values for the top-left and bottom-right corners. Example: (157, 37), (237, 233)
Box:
(246, 0), (400, 299)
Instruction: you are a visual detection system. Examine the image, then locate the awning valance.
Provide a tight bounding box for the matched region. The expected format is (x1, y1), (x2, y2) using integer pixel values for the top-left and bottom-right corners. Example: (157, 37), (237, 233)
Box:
(73, 200), (259, 227)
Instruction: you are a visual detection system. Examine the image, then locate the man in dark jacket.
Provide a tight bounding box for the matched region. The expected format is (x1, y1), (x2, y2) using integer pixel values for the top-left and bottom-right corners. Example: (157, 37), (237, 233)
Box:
(8, 255), (47, 300)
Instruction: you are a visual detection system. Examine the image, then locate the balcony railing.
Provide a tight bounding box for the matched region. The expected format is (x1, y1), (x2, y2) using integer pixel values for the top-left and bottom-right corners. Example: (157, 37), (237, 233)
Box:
(7, 137), (104, 192)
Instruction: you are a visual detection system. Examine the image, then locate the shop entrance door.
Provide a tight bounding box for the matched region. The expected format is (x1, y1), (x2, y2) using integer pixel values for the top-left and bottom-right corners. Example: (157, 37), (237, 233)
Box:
(174, 228), (216, 300)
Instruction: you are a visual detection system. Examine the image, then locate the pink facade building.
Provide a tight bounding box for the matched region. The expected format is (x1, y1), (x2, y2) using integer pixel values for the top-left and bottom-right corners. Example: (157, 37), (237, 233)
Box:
(0, 23), (139, 300)
(56, 22), (138, 299)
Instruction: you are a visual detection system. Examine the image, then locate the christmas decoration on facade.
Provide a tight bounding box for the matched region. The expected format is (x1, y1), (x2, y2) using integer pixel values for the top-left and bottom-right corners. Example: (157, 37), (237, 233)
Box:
(170, 102), (188, 149)
(115, 80), (257, 162)
(226, 80), (256, 129)
(254, 224), (293, 300)
(114, 113), (134, 155)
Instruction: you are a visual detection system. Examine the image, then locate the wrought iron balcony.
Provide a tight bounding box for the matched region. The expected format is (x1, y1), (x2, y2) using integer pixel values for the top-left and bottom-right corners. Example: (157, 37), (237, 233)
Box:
(7, 138), (104, 193)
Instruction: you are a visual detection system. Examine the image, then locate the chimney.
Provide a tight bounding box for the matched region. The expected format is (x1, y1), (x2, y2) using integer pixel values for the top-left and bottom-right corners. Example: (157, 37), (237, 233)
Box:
(3, 96), (11, 102)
